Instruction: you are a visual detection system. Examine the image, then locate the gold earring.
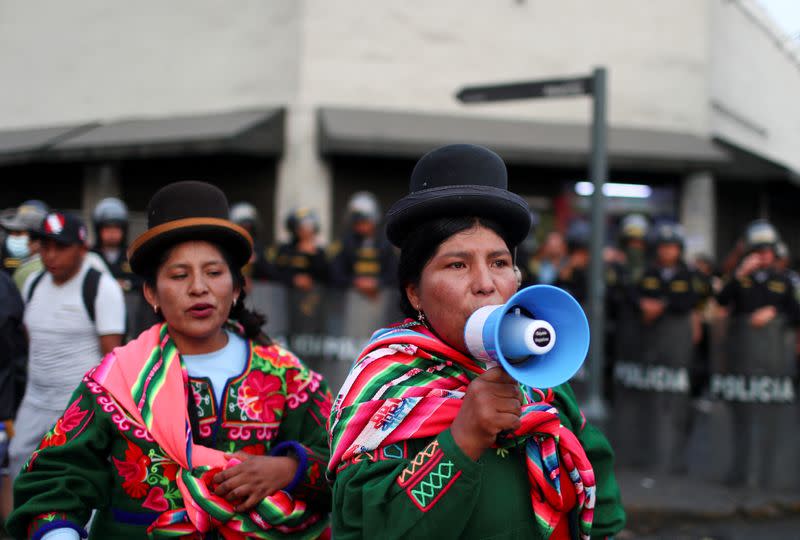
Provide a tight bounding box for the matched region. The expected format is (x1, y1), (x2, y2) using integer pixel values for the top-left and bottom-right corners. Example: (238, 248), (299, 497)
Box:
(417, 307), (426, 325)
(153, 304), (158, 314)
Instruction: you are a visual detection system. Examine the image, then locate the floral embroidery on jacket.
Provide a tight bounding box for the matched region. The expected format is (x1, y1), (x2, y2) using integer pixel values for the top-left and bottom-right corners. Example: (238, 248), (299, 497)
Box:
(254, 344), (302, 369)
(40, 396), (90, 449)
(236, 371), (286, 423)
(112, 440), (151, 499)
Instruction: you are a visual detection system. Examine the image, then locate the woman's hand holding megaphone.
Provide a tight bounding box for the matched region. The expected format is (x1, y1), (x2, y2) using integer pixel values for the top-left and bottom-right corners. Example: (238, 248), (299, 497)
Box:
(450, 367), (522, 461)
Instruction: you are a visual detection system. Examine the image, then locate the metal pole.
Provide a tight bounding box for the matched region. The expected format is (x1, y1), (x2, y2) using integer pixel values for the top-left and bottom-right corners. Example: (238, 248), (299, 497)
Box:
(584, 66), (608, 423)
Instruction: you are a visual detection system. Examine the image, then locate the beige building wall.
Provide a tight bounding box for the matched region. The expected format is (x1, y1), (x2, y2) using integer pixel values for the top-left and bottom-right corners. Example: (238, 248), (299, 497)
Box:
(710, 0), (800, 175)
(0, 0), (300, 128)
(303, 0), (711, 134)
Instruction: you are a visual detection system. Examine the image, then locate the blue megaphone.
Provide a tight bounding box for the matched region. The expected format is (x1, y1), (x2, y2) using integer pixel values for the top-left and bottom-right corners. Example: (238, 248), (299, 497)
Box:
(463, 285), (590, 388)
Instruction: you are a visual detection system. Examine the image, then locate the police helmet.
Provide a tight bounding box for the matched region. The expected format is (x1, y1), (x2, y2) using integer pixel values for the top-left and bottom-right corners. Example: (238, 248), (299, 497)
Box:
(744, 219), (779, 252)
(652, 221), (684, 248)
(93, 197), (128, 227)
(347, 191), (380, 222)
(230, 202), (260, 230)
(0, 200), (49, 233)
(566, 219), (591, 250)
(620, 213), (649, 241)
(285, 207), (320, 235)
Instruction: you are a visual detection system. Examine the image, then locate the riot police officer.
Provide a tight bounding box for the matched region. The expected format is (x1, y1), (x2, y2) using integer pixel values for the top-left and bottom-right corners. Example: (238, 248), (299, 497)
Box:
(718, 221), (800, 328)
(230, 202), (278, 283)
(272, 207), (328, 289)
(636, 221), (705, 473)
(91, 197), (138, 293)
(329, 191), (397, 299)
(716, 219), (800, 487)
(618, 213), (649, 284)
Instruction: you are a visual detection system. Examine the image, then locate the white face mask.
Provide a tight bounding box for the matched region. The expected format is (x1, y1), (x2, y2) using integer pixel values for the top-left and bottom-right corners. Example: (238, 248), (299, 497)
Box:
(5, 234), (30, 259)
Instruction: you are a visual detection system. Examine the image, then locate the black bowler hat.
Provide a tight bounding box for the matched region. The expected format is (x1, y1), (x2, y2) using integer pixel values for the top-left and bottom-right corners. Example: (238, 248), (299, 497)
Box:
(128, 181), (253, 275)
(385, 144), (532, 247)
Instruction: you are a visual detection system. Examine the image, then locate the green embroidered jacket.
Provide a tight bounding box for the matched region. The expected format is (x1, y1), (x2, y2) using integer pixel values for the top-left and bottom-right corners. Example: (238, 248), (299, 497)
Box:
(7, 340), (332, 539)
(332, 383), (625, 540)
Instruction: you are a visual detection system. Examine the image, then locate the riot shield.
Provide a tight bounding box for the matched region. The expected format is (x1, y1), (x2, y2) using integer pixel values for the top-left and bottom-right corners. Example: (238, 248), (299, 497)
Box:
(612, 312), (693, 472)
(610, 304), (647, 467)
(708, 315), (798, 489)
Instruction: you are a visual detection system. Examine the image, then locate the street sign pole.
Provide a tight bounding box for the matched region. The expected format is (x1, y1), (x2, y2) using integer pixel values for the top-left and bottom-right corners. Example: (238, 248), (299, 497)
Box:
(584, 67), (609, 424)
(455, 68), (609, 423)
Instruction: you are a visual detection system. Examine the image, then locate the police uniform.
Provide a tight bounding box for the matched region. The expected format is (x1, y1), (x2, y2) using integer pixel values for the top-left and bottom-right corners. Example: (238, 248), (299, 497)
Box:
(715, 220), (800, 487)
(270, 243), (328, 287)
(636, 261), (706, 473)
(91, 248), (139, 293)
(1, 244), (22, 276)
(329, 233), (397, 289)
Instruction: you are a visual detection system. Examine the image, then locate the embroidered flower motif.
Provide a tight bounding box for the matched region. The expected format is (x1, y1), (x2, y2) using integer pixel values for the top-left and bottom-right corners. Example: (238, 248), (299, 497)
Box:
(285, 369), (322, 410)
(255, 345), (302, 369)
(162, 461), (179, 482)
(236, 371), (285, 422)
(40, 396), (89, 449)
(112, 440), (152, 499)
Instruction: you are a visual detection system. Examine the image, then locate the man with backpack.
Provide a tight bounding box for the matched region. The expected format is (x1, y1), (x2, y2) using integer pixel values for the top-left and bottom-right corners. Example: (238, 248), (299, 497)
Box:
(7, 211), (125, 480)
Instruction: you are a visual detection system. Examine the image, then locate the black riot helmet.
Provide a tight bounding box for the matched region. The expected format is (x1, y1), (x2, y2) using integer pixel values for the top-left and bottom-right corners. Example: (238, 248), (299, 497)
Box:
(285, 207), (320, 237)
(743, 219), (779, 253)
(651, 221), (684, 250)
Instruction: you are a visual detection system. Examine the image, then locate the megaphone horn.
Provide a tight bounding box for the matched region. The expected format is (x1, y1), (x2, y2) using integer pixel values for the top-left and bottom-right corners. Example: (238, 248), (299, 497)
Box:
(463, 285), (590, 389)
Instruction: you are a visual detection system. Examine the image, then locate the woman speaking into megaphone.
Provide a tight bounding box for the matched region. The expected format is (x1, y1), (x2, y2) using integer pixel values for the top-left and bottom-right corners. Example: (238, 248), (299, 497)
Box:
(328, 145), (625, 540)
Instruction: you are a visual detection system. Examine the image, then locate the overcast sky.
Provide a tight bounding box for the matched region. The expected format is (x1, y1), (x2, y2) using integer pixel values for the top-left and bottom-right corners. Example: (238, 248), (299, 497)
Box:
(758, 0), (800, 39)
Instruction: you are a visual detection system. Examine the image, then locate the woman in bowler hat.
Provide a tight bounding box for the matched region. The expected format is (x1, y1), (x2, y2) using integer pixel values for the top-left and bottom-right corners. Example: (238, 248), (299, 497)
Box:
(328, 145), (625, 539)
(8, 181), (332, 538)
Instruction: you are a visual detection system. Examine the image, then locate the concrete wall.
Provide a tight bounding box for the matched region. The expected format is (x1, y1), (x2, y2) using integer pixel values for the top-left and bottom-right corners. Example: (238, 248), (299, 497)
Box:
(711, 0), (800, 175)
(0, 0), (712, 134)
(303, 0), (711, 135)
(0, 0), (300, 128)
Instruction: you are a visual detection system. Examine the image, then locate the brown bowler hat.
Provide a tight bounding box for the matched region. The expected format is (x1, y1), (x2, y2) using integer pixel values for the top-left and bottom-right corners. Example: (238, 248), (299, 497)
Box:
(128, 181), (253, 276)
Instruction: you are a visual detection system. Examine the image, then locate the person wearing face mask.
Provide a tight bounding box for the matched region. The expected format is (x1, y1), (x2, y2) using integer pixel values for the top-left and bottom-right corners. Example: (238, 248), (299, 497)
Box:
(0, 200), (48, 278)
(328, 145), (624, 540)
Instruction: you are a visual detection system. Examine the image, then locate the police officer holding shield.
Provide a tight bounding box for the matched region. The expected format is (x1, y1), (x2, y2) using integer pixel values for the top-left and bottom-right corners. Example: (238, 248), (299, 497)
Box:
(716, 220), (800, 487)
(637, 221), (705, 473)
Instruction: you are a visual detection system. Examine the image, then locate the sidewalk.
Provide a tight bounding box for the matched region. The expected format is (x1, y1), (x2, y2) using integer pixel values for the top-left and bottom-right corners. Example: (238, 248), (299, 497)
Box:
(617, 466), (800, 529)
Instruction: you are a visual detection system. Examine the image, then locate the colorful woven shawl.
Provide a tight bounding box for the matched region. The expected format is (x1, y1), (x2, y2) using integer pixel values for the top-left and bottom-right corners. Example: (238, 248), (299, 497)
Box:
(90, 323), (325, 540)
(328, 321), (596, 539)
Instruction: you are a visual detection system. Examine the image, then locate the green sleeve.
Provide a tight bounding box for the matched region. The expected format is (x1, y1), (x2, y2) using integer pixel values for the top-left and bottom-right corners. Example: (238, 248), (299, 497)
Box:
(332, 428), (483, 540)
(7, 380), (113, 539)
(552, 383), (626, 539)
(274, 368), (333, 511)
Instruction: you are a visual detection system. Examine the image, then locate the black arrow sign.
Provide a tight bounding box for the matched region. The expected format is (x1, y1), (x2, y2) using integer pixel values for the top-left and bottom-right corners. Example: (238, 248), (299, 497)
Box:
(456, 76), (593, 103)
